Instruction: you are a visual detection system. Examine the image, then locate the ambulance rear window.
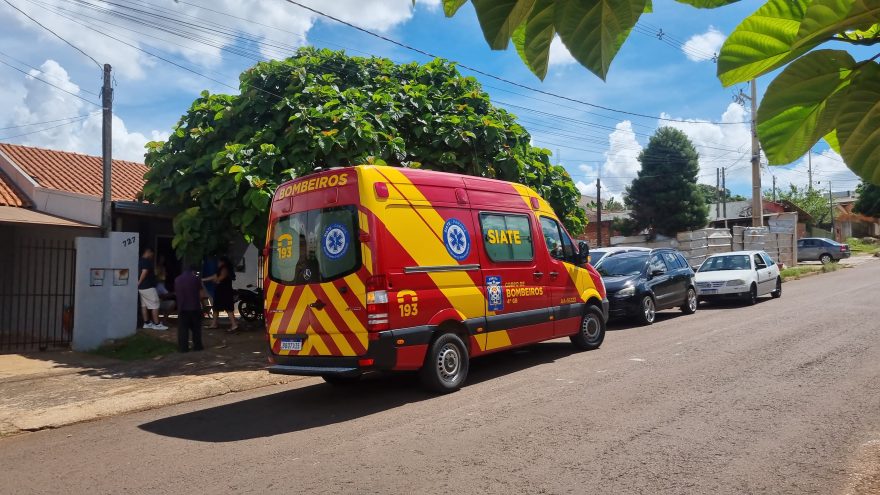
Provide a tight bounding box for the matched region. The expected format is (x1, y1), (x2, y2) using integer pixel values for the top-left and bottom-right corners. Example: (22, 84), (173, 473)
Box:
(269, 205), (360, 285)
(479, 213), (534, 262)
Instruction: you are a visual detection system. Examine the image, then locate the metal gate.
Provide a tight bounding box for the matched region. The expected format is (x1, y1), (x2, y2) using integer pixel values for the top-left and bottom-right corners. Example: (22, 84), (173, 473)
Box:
(0, 239), (76, 353)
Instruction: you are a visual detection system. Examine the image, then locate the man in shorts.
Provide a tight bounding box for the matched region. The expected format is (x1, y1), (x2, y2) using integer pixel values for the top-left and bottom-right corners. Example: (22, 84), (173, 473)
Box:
(138, 247), (168, 330)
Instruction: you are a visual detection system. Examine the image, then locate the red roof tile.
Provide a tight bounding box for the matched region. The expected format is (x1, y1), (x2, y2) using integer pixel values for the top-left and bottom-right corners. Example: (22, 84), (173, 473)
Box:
(0, 143), (147, 201)
(0, 170), (31, 207)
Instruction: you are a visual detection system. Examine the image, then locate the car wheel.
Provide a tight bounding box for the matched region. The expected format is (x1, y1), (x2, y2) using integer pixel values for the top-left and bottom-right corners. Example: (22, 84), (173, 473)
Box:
(570, 304), (606, 350)
(636, 295), (656, 325)
(419, 333), (469, 393)
(771, 277), (782, 298)
(747, 284), (758, 306)
(322, 374), (362, 386)
(681, 287), (698, 314)
(820, 253), (833, 264)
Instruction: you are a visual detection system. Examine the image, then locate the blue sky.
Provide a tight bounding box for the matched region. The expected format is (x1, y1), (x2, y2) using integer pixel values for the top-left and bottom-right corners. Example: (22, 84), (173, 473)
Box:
(0, 0), (864, 200)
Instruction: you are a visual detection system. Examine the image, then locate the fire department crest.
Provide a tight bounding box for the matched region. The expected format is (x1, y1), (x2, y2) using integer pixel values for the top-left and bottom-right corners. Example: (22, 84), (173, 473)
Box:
(486, 276), (504, 311)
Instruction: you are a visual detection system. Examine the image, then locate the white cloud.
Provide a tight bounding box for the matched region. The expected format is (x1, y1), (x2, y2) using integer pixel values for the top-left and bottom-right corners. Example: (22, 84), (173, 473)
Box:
(549, 36), (577, 67)
(578, 121), (642, 199)
(768, 150), (861, 194)
(3, 60), (160, 162)
(682, 27), (726, 63)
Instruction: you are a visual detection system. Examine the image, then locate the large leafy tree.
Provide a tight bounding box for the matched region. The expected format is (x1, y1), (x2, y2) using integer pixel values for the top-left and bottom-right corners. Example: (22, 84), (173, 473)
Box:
(441, 0), (880, 185)
(626, 127), (708, 236)
(144, 48), (586, 261)
(854, 182), (880, 217)
(773, 183), (831, 225)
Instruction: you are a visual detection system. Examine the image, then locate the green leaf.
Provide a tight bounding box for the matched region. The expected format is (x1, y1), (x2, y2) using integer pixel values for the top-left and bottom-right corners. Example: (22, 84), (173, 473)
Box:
(794, 0), (880, 51)
(717, 0), (814, 87)
(554, 0), (647, 81)
(674, 0), (740, 8)
(471, 0), (536, 50)
(511, 0), (555, 80)
(443, 0), (468, 16)
(227, 165), (245, 174)
(824, 129), (841, 153)
(835, 62), (880, 184)
(757, 50), (855, 165)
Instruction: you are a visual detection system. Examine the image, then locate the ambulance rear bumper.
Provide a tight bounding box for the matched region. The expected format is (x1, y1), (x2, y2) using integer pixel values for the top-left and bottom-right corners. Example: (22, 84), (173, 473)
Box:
(268, 329), (401, 376)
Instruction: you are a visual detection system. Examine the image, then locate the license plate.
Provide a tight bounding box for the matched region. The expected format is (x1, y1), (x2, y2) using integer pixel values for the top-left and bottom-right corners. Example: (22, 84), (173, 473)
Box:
(280, 339), (303, 351)
(699, 289), (718, 295)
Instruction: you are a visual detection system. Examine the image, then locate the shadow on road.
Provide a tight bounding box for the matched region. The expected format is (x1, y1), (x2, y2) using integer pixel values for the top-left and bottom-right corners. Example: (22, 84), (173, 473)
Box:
(138, 342), (582, 442)
(696, 298), (774, 311)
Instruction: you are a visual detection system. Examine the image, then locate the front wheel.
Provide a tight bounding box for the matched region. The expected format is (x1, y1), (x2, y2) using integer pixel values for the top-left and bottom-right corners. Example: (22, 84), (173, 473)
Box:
(570, 305), (606, 350)
(771, 277), (782, 298)
(420, 333), (469, 393)
(681, 287), (698, 314)
(635, 295), (656, 325)
(747, 284), (758, 306)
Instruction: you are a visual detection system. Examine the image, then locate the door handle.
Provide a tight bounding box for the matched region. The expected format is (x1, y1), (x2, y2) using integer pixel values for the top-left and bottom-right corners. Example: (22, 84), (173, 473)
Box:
(533, 271), (544, 278)
(549, 271), (559, 278)
(309, 299), (326, 310)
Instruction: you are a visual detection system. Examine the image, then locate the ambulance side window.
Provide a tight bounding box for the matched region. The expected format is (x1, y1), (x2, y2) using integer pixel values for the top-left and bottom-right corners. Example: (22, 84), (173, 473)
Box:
(540, 217), (575, 262)
(479, 213), (534, 262)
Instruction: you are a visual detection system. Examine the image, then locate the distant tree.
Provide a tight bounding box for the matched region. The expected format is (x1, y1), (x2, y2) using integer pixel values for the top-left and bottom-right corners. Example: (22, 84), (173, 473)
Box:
(602, 196), (625, 211)
(776, 184), (830, 225)
(697, 183), (746, 205)
(626, 127), (707, 236)
(854, 182), (880, 218)
(611, 216), (640, 237)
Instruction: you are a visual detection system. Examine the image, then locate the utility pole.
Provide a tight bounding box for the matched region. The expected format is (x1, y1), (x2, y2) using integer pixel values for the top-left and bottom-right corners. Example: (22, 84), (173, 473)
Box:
(749, 79), (763, 227)
(101, 64), (113, 237)
(716, 168), (721, 220)
(596, 177), (602, 247)
(772, 175), (777, 202)
(722, 167), (727, 228)
(807, 150), (813, 193)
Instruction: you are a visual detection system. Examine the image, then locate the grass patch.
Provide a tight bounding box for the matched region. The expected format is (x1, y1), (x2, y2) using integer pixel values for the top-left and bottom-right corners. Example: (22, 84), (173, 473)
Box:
(781, 262), (841, 281)
(91, 332), (177, 361)
(847, 237), (880, 255)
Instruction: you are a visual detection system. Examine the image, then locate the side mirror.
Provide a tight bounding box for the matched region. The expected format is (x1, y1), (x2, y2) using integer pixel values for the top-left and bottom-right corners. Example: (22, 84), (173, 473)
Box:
(577, 240), (590, 264)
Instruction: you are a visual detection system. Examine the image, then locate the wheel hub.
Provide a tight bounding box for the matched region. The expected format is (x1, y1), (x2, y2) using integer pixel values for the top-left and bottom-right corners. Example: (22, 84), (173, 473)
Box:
(437, 345), (459, 380)
(582, 315), (600, 339)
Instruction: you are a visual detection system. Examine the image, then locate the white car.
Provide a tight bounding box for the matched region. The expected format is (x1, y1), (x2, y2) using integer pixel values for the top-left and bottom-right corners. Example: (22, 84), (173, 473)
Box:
(695, 250), (782, 305)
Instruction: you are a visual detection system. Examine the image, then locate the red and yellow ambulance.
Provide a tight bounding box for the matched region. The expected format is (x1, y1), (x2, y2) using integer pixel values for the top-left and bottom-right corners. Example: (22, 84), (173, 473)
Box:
(265, 165), (608, 392)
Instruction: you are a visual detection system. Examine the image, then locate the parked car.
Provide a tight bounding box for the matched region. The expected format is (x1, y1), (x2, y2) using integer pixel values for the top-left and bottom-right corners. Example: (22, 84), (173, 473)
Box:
(589, 246), (651, 266)
(695, 250), (781, 305)
(797, 237), (851, 264)
(595, 249), (697, 325)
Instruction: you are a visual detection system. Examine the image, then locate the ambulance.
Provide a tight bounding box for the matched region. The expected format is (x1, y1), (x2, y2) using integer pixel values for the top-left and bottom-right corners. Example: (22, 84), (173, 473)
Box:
(264, 165), (608, 392)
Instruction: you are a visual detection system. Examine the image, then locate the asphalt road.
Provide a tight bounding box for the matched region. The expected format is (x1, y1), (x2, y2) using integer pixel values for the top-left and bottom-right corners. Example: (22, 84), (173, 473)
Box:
(1, 260), (879, 495)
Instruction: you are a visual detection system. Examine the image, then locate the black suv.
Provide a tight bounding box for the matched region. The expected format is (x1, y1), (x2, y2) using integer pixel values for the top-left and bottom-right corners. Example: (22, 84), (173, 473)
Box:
(594, 248), (698, 325)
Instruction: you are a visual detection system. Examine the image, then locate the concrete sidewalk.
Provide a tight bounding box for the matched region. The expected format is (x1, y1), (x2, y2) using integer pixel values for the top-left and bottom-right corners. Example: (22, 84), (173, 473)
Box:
(0, 327), (303, 437)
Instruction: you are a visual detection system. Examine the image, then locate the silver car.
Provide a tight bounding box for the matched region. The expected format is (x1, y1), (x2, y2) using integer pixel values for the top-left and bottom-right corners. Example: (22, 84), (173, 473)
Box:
(797, 237), (851, 264)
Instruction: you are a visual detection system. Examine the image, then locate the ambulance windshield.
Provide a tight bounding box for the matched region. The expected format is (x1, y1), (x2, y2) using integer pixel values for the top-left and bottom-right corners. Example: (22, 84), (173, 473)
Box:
(269, 205), (360, 284)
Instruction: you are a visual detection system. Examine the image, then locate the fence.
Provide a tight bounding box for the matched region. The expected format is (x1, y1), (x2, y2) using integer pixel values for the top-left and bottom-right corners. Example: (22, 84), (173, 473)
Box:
(0, 239), (76, 352)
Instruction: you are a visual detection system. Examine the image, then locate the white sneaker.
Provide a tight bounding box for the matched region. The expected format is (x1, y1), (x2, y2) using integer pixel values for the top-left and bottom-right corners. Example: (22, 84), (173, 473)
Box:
(152, 323), (169, 331)
(143, 322), (156, 329)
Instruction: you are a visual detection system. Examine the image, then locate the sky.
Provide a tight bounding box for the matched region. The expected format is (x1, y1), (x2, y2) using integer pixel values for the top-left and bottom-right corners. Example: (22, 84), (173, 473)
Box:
(0, 0), (865, 201)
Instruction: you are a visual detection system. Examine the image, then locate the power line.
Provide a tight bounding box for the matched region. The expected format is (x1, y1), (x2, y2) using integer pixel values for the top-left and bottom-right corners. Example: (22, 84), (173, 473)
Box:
(0, 58), (101, 107)
(0, 49), (100, 96)
(0, 112), (99, 130)
(282, 0), (748, 126)
(1, 0), (101, 68)
(0, 115), (90, 140)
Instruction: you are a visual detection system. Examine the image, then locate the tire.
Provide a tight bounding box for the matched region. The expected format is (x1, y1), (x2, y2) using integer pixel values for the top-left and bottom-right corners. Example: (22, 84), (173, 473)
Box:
(771, 277), (782, 298)
(635, 295), (656, 325)
(237, 300), (260, 322)
(747, 284), (758, 306)
(820, 253), (833, 264)
(419, 333), (469, 393)
(322, 374), (362, 386)
(570, 304), (606, 350)
(681, 287), (698, 314)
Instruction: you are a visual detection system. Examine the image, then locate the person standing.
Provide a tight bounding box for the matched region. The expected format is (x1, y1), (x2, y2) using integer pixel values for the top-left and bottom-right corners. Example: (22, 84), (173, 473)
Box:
(138, 247), (168, 330)
(202, 256), (239, 332)
(174, 264), (204, 352)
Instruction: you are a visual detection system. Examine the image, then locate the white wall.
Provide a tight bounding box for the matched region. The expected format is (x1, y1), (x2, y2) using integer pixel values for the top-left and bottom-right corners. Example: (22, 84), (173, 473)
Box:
(72, 232), (139, 350)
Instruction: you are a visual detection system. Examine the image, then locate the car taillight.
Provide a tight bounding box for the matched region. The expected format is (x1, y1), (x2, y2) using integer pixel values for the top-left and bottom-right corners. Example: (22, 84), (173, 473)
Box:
(366, 275), (389, 331)
(840, 245), (847, 252)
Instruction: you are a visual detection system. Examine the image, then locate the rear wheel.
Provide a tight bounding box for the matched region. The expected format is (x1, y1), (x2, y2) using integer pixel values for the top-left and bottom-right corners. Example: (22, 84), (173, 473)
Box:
(322, 374), (362, 386)
(771, 277), (782, 298)
(820, 253), (833, 264)
(747, 284), (758, 305)
(419, 333), (469, 393)
(635, 295), (656, 325)
(237, 300), (260, 322)
(681, 287), (698, 314)
(570, 305), (605, 350)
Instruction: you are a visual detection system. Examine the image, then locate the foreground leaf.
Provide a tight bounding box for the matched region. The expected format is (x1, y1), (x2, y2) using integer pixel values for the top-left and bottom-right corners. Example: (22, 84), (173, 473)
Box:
(757, 49), (855, 165)
(835, 62), (880, 184)
(471, 0), (536, 49)
(443, 0), (468, 16)
(554, 0), (647, 80)
(794, 0), (880, 51)
(717, 0), (813, 86)
(511, 0), (556, 79)
(674, 0), (741, 9)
